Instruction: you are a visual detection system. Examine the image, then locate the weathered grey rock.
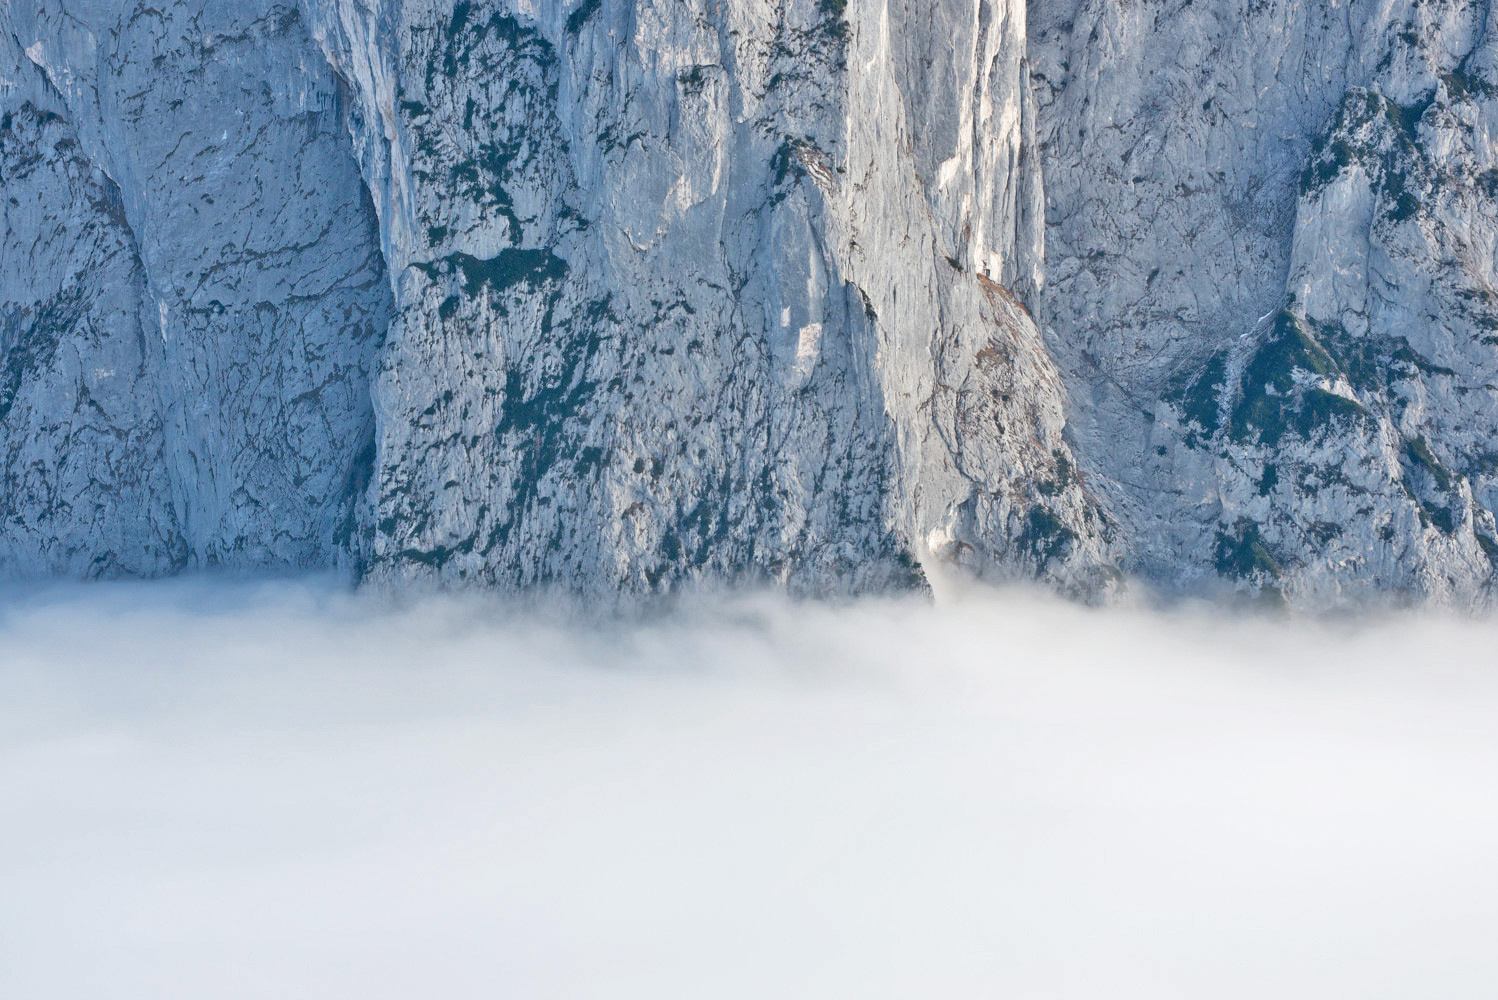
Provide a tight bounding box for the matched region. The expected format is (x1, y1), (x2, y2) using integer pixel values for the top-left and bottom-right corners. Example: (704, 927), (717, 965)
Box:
(0, 30), (177, 577)
(1031, 0), (1498, 606)
(4, 1), (391, 575)
(4, 0), (1497, 608)
(296, 0), (1111, 597)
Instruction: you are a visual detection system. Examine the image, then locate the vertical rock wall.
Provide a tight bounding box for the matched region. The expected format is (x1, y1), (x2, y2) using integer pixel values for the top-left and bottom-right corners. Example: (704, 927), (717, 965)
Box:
(6, 0), (1497, 608)
(1031, 0), (1498, 606)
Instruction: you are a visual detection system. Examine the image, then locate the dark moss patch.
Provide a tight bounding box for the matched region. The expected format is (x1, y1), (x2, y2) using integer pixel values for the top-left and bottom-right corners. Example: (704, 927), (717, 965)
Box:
(1054, 451), (1076, 490)
(565, 0), (601, 34)
(1310, 316), (1458, 393)
(398, 545), (456, 569)
(1230, 312), (1368, 446)
(767, 137), (811, 204)
(1476, 533), (1498, 563)
(888, 547), (930, 591)
(447, 0), (474, 38)
(1441, 68), (1498, 102)
(1294, 388), (1368, 439)
(1162, 350), (1226, 445)
(1403, 436), (1454, 492)
(1308, 521), (1343, 545)
(439, 3), (554, 78)
(1038, 451), (1079, 499)
(1300, 136), (1356, 195)
(817, 0), (850, 42)
(677, 65), (710, 96)
(1395, 436), (1463, 535)
(1427, 505), (1456, 534)
(1213, 521), (1281, 581)
(573, 446), (605, 478)
(1384, 92), (1434, 144)
(1257, 463), (1279, 497)
(415, 248), (567, 314)
(1018, 506), (1078, 565)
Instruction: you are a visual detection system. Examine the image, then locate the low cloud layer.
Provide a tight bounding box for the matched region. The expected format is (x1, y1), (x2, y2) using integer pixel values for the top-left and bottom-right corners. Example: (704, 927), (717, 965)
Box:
(3, 580), (1497, 999)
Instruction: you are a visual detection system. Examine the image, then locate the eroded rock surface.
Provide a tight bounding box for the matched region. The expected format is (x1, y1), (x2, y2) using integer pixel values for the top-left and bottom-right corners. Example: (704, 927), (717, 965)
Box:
(4, 0), (1497, 608)
(1032, 0), (1498, 605)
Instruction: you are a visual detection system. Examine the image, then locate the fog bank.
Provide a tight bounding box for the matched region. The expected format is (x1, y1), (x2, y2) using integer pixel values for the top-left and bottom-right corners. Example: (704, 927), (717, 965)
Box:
(2, 580), (1496, 999)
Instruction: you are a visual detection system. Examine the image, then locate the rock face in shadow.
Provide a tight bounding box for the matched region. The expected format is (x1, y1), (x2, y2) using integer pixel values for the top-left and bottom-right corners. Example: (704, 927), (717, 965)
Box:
(3, 0), (1496, 608)
(1, 7), (389, 578)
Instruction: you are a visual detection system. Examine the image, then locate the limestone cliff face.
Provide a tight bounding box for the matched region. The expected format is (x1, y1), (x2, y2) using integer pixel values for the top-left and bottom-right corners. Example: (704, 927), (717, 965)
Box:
(1031, 0), (1498, 606)
(3, 0), (1497, 608)
(1, 4), (389, 577)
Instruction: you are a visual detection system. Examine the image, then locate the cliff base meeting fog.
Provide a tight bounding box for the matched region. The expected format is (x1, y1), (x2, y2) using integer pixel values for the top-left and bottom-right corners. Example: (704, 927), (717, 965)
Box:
(3, 580), (1496, 999)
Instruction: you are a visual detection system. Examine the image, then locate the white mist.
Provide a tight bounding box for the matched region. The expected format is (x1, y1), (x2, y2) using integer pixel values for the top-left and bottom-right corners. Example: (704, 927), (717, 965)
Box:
(2, 580), (1496, 999)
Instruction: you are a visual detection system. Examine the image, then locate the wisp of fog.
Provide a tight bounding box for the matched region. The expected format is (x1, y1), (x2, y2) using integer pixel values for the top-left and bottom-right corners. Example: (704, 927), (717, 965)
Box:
(2, 579), (1496, 999)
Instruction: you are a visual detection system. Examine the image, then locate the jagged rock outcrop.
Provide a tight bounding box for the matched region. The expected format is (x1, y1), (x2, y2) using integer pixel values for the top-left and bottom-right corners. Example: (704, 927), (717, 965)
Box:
(1031, 0), (1498, 606)
(4, 0), (1497, 608)
(2, 0), (1110, 598)
(300, 0), (1112, 596)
